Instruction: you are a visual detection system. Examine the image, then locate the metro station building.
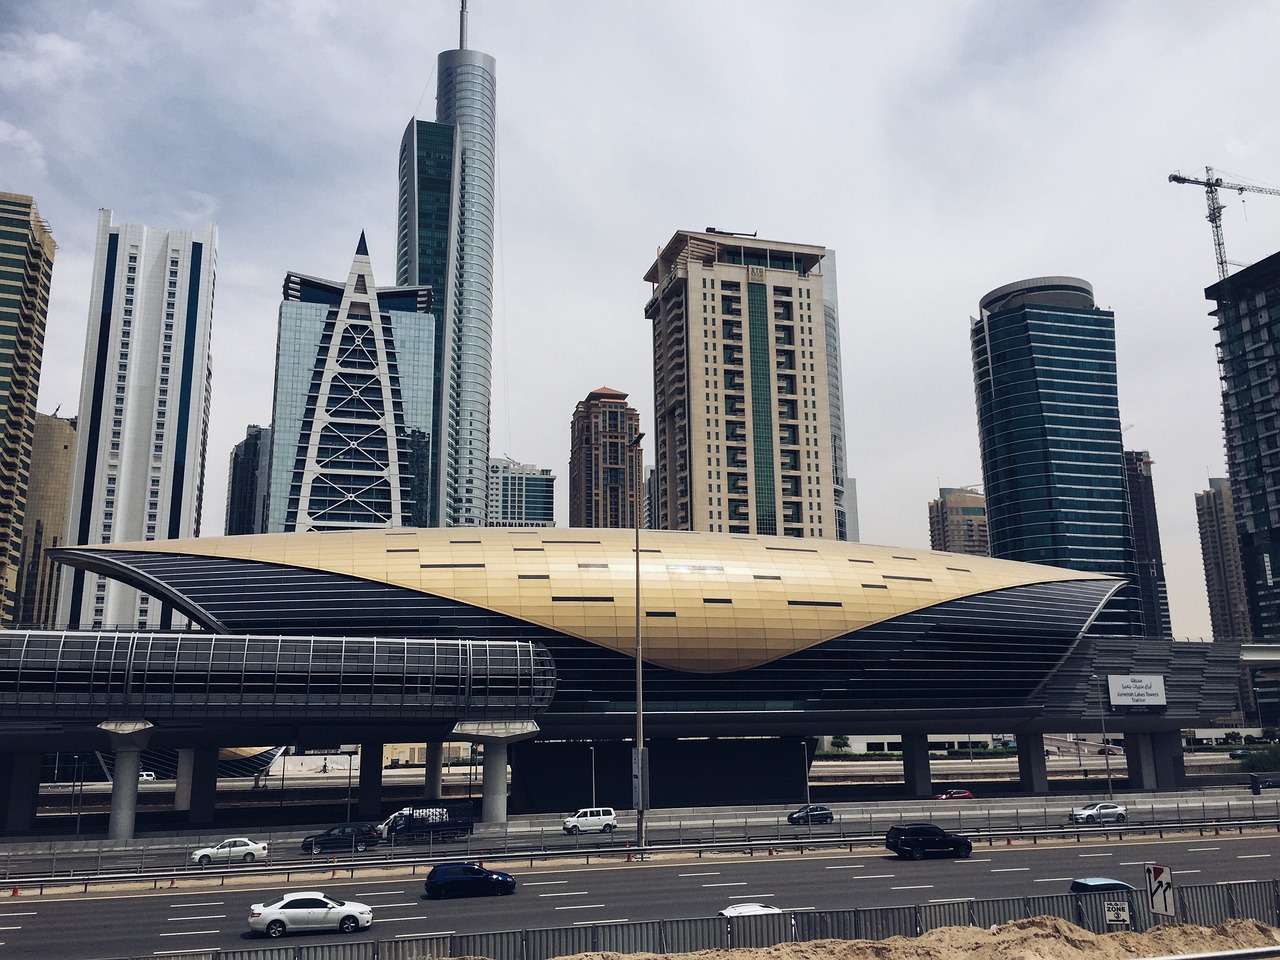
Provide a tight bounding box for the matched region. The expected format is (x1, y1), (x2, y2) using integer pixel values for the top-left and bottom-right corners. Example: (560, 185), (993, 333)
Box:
(0, 528), (1242, 836)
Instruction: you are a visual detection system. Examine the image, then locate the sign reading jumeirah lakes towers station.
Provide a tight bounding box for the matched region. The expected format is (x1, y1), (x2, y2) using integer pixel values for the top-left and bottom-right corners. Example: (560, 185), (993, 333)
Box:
(1105, 674), (1168, 709)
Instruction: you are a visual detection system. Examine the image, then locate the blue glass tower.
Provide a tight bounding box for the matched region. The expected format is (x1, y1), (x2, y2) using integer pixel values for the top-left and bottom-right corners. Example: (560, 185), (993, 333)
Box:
(396, 5), (496, 528)
(971, 277), (1144, 637)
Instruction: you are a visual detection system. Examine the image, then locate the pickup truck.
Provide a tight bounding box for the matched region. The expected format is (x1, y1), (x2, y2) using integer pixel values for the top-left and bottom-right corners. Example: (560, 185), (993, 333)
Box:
(378, 801), (474, 843)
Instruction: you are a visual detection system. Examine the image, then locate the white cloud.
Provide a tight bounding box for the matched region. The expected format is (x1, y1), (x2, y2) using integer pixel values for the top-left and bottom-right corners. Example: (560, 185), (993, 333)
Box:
(0, 31), (90, 90)
(0, 119), (46, 176)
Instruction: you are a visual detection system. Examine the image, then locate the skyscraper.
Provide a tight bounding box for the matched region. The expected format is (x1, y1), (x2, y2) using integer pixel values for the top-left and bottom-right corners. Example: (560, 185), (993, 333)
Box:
(927, 487), (989, 556)
(821, 250), (853, 541)
(61, 210), (216, 629)
(487, 457), (555, 527)
(1124, 450), (1172, 638)
(14, 412), (75, 627)
(644, 230), (840, 538)
(396, 5), (496, 528)
(0, 192), (55, 624)
(267, 235), (433, 533)
(970, 276), (1143, 636)
(1196, 478), (1252, 640)
(568, 387), (643, 529)
(1205, 251), (1280, 637)
(225, 424), (271, 535)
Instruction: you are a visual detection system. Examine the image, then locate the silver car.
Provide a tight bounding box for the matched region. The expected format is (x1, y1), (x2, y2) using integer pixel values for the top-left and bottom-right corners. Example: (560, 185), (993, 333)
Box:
(191, 837), (269, 866)
(1068, 801), (1127, 824)
(248, 891), (373, 938)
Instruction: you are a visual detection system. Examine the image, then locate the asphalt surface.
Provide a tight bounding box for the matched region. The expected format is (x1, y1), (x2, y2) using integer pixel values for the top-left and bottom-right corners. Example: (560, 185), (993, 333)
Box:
(1, 831), (1278, 959)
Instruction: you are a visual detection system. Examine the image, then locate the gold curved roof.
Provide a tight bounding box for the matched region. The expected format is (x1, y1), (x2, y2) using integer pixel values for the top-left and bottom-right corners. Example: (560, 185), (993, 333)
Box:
(78, 529), (1115, 674)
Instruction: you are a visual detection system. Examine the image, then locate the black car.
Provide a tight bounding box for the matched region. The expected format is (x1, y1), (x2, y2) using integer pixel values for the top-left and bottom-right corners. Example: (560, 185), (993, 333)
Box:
(884, 822), (972, 860)
(423, 862), (517, 899)
(787, 803), (834, 825)
(300, 823), (381, 854)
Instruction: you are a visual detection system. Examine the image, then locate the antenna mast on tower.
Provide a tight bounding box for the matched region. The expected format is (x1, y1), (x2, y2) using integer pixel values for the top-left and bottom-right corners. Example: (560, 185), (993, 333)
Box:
(459, 0), (468, 49)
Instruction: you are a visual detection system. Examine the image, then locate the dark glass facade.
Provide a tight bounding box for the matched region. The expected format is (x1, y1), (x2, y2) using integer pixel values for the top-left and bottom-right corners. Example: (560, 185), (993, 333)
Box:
(1123, 450), (1172, 637)
(971, 278), (1144, 636)
(1206, 251), (1280, 639)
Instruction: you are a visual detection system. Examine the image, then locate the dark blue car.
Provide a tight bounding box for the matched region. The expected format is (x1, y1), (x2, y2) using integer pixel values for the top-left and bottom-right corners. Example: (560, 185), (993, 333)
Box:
(424, 862), (517, 899)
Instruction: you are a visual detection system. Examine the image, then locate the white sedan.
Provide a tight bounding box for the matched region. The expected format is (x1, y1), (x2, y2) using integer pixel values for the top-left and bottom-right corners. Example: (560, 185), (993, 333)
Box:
(191, 837), (269, 866)
(1067, 801), (1128, 824)
(718, 902), (783, 917)
(248, 891), (373, 938)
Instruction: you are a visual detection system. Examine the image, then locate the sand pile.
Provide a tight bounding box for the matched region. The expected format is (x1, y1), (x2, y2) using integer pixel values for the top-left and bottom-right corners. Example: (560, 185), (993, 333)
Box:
(549, 915), (1280, 960)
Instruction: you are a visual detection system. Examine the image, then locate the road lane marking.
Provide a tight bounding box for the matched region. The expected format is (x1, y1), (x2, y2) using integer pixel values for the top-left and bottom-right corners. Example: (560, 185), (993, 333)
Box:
(892, 885), (933, 890)
(679, 872), (720, 877)
(555, 903), (606, 910)
(1120, 861), (1149, 866)
(728, 894), (775, 900)
(992, 868), (1030, 873)
(847, 874), (894, 880)
(962, 859), (992, 863)
(1078, 853), (1113, 858)
(1180, 870), (1201, 874)
(396, 929), (455, 937)
(368, 902), (417, 908)
(825, 864), (866, 869)
(928, 898), (974, 903)
(167, 915), (226, 921)
(0, 926), (21, 931)
(576, 918), (630, 924)
(1033, 878), (1073, 883)
(539, 891), (591, 897)
(1187, 847), (1219, 852)
(159, 930), (220, 937)
(703, 881), (748, 887)
(1239, 854), (1272, 859)
(0, 913), (36, 917)
(357, 889), (406, 896)
(169, 901), (223, 907)
(524, 880), (570, 886)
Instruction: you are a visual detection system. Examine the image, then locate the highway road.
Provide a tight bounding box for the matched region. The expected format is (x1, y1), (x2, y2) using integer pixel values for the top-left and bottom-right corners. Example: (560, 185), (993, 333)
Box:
(0, 832), (1278, 959)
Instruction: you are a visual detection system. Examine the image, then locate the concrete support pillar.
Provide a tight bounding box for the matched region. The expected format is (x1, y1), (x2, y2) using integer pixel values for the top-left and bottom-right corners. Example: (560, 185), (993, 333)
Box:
(358, 742), (383, 820)
(174, 748), (196, 812)
(1123, 732), (1159, 790)
(423, 742), (444, 800)
(0, 752), (42, 832)
(99, 720), (153, 842)
(482, 741), (508, 824)
(1150, 729), (1187, 790)
(187, 747), (219, 825)
(901, 732), (933, 797)
(1016, 732), (1049, 793)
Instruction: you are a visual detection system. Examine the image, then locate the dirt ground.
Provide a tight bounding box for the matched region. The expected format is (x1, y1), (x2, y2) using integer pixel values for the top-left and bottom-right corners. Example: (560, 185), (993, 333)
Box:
(548, 915), (1280, 960)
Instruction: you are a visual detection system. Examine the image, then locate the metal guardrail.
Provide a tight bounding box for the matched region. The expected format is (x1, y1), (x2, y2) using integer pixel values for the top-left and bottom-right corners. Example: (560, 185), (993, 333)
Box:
(7, 814), (1280, 896)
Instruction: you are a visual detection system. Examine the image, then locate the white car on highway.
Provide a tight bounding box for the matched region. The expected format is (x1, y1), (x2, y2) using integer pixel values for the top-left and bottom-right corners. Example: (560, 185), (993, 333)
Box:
(191, 837), (269, 866)
(1067, 801), (1127, 824)
(248, 891), (373, 938)
(718, 902), (783, 917)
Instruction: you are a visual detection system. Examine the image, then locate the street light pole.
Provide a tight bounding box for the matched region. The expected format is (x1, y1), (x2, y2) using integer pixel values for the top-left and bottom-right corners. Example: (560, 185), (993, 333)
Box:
(589, 745), (596, 808)
(801, 740), (811, 807)
(1091, 674), (1113, 800)
(630, 431), (646, 851)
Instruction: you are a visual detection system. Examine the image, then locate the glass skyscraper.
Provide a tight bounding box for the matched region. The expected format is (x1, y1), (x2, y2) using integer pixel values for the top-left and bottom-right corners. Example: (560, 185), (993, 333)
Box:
(970, 276), (1144, 637)
(267, 235), (434, 533)
(396, 20), (496, 528)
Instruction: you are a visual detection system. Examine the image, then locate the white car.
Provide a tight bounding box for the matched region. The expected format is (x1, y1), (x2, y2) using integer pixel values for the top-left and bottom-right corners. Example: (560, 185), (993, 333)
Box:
(1068, 801), (1128, 824)
(248, 891), (373, 938)
(191, 837), (269, 866)
(718, 902), (783, 917)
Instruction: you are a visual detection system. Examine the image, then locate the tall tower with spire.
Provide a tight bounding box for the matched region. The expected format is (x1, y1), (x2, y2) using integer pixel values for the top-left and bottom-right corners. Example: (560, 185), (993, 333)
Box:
(266, 234), (435, 532)
(396, 0), (497, 527)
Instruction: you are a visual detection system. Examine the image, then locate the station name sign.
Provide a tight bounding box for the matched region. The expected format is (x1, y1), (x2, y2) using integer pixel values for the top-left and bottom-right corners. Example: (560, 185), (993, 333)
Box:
(1106, 674), (1167, 707)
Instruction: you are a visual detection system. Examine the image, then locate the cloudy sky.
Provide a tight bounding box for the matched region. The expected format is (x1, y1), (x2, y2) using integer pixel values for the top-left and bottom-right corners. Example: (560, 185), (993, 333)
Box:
(5, 0), (1280, 639)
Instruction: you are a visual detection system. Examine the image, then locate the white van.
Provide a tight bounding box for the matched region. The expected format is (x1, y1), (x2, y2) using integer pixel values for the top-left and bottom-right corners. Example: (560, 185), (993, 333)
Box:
(563, 806), (617, 835)
(138, 771), (157, 782)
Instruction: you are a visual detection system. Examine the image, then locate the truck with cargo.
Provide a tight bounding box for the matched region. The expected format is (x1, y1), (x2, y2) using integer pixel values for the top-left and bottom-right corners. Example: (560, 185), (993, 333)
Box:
(378, 800), (474, 843)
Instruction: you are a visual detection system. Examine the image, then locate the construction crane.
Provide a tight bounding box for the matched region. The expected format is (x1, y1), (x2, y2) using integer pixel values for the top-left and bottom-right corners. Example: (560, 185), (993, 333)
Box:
(1169, 166), (1280, 280)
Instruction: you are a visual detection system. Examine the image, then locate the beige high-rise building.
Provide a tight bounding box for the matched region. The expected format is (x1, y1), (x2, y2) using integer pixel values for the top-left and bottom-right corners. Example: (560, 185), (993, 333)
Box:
(14, 413), (76, 627)
(1196, 478), (1252, 640)
(928, 487), (989, 556)
(0, 192), (55, 624)
(644, 230), (839, 537)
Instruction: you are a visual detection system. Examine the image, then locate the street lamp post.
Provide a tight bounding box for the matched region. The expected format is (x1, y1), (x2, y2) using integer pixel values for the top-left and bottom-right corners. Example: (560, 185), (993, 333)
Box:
(800, 740), (811, 808)
(630, 431), (646, 851)
(589, 745), (596, 808)
(1091, 674), (1114, 800)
